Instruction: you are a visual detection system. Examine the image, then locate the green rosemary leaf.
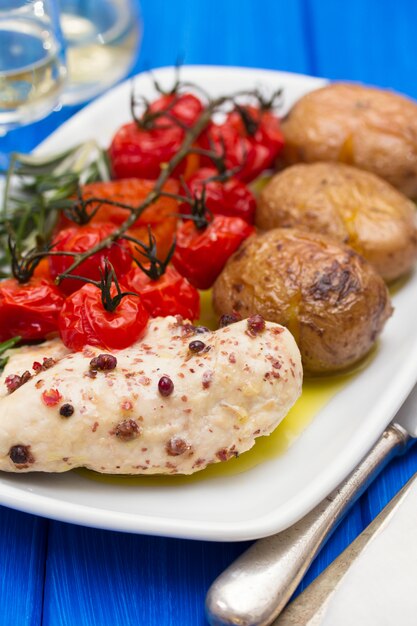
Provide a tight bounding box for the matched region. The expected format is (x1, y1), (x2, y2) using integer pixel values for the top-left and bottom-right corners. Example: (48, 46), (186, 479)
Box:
(0, 336), (21, 372)
(0, 336), (21, 355)
(1, 141), (110, 272)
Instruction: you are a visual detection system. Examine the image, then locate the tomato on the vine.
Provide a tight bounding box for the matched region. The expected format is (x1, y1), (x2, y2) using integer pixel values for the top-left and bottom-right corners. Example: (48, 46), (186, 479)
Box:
(124, 265), (200, 320)
(179, 167), (256, 224)
(172, 215), (255, 290)
(58, 283), (149, 351)
(0, 277), (65, 342)
(33, 257), (52, 281)
(49, 223), (132, 295)
(108, 91), (204, 180)
(108, 122), (185, 180)
(227, 105), (284, 155)
(198, 105), (284, 182)
(59, 178), (179, 261)
(148, 92), (204, 128)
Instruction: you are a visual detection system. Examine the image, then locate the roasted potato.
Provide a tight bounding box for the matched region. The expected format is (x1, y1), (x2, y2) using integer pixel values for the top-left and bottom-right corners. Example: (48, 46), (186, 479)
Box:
(281, 83), (417, 198)
(256, 162), (417, 282)
(213, 229), (393, 374)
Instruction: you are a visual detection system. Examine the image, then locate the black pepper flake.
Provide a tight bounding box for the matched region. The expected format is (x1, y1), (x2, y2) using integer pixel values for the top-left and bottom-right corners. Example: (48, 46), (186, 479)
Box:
(246, 314), (266, 336)
(188, 340), (206, 354)
(219, 312), (241, 328)
(181, 324), (209, 338)
(158, 375), (174, 397)
(181, 323), (196, 337)
(89, 354), (117, 371)
(9, 445), (34, 466)
(59, 403), (74, 418)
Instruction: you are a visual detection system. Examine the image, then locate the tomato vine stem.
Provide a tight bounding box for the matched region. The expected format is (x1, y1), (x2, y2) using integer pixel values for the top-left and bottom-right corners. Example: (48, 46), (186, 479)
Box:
(55, 95), (230, 283)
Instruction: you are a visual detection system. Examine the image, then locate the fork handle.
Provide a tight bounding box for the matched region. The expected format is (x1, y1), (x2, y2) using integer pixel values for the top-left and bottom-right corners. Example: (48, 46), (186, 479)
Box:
(205, 423), (410, 626)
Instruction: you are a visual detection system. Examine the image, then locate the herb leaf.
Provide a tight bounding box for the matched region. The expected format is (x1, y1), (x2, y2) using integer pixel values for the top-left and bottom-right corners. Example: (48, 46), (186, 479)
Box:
(0, 336), (21, 372)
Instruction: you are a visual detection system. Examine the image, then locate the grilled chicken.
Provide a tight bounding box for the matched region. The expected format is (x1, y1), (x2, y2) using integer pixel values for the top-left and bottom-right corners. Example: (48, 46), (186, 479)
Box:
(0, 316), (302, 474)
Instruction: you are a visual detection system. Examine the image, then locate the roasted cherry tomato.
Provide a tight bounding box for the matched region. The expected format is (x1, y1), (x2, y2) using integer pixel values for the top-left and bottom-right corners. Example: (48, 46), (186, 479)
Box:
(172, 216), (255, 289)
(199, 105), (284, 182)
(124, 265), (200, 320)
(49, 223), (132, 295)
(179, 167), (256, 224)
(108, 123), (199, 181)
(58, 283), (149, 351)
(148, 92), (204, 128)
(0, 277), (65, 342)
(108, 92), (204, 180)
(33, 257), (52, 281)
(227, 105), (284, 155)
(59, 178), (179, 261)
(108, 122), (184, 180)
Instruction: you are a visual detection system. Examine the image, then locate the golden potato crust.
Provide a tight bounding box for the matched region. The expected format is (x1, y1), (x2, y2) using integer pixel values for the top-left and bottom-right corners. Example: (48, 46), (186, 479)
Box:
(257, 162), (417, 282)
(213, 229), (393, 374)
(281, 83), (417, 198)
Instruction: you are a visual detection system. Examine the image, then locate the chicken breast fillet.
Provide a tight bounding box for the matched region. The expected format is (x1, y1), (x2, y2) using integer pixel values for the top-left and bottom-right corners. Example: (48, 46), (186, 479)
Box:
(0, 316), (302, 474)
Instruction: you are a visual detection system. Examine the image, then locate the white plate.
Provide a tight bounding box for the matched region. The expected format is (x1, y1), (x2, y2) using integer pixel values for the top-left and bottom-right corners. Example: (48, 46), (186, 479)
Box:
(1, 66), (417, 542)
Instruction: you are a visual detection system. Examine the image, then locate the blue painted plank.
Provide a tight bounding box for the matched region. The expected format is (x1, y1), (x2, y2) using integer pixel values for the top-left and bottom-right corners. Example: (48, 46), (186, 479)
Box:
(3, 2), (417, 625)
(362, 445), (417, 523)
(137, 0), (311, 74)
(43, 522), (249, 626)
(0, 508), (47, 626)
(304, 0), (417, 98)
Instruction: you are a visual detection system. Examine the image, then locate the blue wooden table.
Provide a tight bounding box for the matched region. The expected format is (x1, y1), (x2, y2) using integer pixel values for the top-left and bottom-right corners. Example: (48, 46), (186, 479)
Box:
(2, 1), (417, 624)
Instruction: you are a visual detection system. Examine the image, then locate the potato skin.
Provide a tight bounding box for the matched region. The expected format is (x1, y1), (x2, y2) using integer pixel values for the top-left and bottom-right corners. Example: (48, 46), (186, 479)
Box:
(257, 162), (417, 282)
(213, 229), (393, 374)
(281, 83), (417, 198)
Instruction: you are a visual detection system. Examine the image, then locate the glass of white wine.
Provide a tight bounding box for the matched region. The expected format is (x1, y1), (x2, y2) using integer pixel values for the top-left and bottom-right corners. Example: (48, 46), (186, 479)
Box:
(58, 0), (142, 105)
(0, 0), (67, 134)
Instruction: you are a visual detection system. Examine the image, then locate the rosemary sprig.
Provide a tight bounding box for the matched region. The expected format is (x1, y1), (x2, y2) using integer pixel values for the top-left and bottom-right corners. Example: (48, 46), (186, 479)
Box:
(0, 336), (22, 371)
(1, 142), (111, 267)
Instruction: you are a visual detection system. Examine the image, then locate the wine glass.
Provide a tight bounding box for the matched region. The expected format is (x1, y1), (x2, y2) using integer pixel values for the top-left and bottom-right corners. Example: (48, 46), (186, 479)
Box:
(58, 0), (142, 105)
(0, 0), (67, 135)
